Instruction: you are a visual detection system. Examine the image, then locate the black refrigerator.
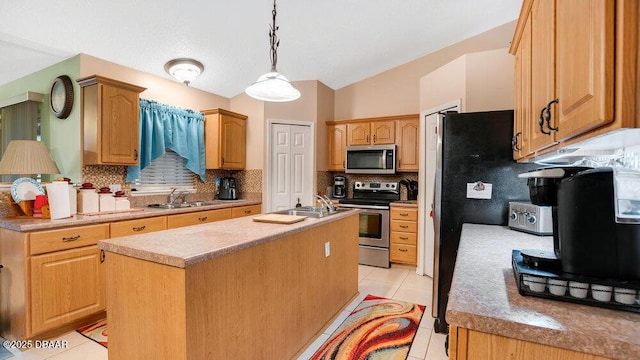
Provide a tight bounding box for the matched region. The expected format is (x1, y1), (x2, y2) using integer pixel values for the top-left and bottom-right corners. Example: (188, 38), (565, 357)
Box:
(431, 110), (537, 333)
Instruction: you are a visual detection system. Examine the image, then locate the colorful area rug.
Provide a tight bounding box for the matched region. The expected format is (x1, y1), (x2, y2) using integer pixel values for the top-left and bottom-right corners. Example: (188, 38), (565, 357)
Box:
(311, 295), (425, 360)
(76, 319), (108, 348)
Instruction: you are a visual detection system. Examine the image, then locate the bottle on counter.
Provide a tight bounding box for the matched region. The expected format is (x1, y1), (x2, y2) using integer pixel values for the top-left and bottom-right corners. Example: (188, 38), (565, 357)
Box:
(114, 190), (130, 210)
(98, 187), (115, 212)
(78, 183), (99, 214)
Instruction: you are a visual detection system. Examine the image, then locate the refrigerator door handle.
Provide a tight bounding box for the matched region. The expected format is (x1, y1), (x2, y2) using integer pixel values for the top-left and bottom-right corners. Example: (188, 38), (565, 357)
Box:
(431, 112), (445, 319)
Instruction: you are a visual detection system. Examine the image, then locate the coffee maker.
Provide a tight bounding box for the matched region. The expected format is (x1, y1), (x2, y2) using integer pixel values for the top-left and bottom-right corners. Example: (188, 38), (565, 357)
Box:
(333, 176), (346, 198)
(218, 177), (237, 200)
(519, 167), (640, 281)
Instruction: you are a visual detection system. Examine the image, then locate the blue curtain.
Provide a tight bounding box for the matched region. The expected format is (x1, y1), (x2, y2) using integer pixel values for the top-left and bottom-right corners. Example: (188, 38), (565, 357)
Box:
(126, 99), (205, 182)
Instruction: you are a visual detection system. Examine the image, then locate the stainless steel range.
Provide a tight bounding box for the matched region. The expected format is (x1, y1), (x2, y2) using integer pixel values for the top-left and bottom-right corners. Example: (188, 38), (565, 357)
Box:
(339, 181), (400, 268)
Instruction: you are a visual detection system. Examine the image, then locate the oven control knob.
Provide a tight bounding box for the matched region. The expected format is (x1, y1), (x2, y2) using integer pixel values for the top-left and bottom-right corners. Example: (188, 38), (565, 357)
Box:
(385, 184), (390, 188)
(527, 215), (537, 224)
(510, 212), (517, 221)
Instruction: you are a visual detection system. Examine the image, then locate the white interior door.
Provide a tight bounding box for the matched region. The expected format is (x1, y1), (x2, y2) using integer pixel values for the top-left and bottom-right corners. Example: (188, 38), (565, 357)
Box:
(269, 122), (313, 211)
(418, 100), (460, 277)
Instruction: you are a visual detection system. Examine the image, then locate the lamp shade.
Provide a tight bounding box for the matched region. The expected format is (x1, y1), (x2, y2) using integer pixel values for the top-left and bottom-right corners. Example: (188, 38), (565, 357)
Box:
(0, 140), (60, 175)
(245, 72), (301, 102)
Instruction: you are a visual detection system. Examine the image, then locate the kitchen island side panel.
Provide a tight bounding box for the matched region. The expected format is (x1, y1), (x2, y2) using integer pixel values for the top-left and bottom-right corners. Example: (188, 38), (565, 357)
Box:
(105, 214), (359, 359)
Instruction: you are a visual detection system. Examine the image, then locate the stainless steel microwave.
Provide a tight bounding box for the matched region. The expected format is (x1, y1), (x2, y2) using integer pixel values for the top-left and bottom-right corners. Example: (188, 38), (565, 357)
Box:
(345, 145), (396, 174)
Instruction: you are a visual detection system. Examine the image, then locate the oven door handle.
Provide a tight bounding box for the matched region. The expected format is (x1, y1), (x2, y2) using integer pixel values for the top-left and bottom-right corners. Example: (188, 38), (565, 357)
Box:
(338, 204), (389, 210)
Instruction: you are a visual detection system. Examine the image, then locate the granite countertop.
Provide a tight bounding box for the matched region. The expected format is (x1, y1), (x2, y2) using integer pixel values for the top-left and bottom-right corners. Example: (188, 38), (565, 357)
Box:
(0, 199), (261, 232)
(98, 208), (360, 269)
(446, 224), (640, 360)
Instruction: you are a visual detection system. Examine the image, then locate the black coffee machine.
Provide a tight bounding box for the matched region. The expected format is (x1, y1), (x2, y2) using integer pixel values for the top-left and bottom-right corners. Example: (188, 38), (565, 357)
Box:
(219, 177), (237, 200)
(520, 166), (640, 281)
(333, 176), (346, 198)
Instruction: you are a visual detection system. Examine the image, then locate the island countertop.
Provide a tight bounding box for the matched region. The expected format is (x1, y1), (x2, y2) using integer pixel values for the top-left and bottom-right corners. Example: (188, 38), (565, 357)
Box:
(98, 209), (359, 268)
(446, 224), (640, 360)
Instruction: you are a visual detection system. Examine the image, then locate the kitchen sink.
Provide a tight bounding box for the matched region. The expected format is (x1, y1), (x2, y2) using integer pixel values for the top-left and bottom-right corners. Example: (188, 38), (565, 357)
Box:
(270, 207), (351, 218)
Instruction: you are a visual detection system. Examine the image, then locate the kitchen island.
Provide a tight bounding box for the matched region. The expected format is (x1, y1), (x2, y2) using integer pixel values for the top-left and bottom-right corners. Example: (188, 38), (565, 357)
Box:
(446, 224), (639, 360)
(98, 209), (359, 359)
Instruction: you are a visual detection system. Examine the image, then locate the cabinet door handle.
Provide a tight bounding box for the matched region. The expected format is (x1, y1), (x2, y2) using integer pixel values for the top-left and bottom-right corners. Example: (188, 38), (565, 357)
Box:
(545, 99), (559, 132)
(198, 216), (208, 221)
(512, 132), (522, 151)
(100, 250), (105, 263)
(62, 235), (81, 242)
(133, 225), (146, 232)
(399, 225), (409, 229)
(400, 213), (409, 216)
(538, 107), (551, 135)
(373, 134), (377, 143)
(399, 236), (409, 240)
(399, 248), (408, 252)
(244, 210), (251, 214)
(134, 149), (138, 161)
(221, 157), (225, 166)
(342, 160), (345, 168)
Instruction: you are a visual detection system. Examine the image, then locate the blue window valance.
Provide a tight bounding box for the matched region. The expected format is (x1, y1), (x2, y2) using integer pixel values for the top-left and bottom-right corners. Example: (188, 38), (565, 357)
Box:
(126, 99), (205, 182)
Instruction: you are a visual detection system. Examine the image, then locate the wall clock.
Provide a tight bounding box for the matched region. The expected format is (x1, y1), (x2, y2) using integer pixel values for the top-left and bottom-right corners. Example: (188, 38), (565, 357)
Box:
(50, 75), (74, 119)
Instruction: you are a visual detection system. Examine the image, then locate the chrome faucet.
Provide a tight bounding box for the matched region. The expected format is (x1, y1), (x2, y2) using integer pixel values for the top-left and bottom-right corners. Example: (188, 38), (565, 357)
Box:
(168, 189), (190, 204)
(314, 194), (336, 213)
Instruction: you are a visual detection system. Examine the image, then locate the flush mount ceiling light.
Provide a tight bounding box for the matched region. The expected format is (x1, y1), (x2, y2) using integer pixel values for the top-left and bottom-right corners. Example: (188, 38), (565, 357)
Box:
(164, 58), (204, 86)
(245, 0), (301, 102)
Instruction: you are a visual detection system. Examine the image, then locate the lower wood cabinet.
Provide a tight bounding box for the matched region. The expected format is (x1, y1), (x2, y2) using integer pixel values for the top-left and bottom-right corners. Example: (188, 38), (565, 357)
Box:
(449, 326), (610, 360)
(110, 216), (167, 237)
(30, 246), (105, 335)
(168, 208), (232, 229)
(231, 204), (262, 218)
(390, 206), (418, 265)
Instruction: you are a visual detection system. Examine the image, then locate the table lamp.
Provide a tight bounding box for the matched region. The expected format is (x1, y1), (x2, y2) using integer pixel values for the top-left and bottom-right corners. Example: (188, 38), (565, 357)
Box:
(0, 140), (60, 216)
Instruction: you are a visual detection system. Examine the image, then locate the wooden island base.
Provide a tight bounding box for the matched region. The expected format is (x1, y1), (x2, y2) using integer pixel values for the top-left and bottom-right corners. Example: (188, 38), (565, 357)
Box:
(105, 215), (359, 359)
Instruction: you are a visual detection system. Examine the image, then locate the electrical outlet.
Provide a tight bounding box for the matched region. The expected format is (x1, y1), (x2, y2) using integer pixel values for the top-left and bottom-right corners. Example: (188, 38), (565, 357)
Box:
(324, 242), (330, 257)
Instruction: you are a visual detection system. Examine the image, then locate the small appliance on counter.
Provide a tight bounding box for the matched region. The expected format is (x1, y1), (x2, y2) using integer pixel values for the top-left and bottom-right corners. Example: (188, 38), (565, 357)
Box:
(333, 176), (346, 198)
(508, 201), (553, 235)
(218, 177), (237, 200)
(399, 179), (418, 200)
(513, 166), (640, 313)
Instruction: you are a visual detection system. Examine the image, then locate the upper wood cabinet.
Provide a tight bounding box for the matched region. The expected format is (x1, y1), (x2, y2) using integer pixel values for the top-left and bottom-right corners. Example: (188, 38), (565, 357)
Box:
(396, 116), (419, 172)
(203, 109), (248, 170)
(510, 0), (636, 161)
(327, 123), (347, 171)
(347, 120), (395, 145)
(512, 13), (532, 160)
(328, 114), (419, 171)
(78, 75), (146, 165)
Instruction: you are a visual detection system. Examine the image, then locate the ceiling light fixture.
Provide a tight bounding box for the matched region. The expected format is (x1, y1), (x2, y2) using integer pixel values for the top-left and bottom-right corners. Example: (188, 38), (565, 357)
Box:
(245, 0), (300, 102)
(164, 58), (204, 86)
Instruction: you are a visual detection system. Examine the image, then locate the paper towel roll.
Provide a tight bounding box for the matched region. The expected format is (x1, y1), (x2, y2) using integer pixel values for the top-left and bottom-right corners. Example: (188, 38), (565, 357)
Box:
(47, 182), (71, 219)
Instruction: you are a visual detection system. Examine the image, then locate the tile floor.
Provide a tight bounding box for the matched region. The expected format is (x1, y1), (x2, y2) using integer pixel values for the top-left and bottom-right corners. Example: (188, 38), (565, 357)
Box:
(12, 264), (448, 360)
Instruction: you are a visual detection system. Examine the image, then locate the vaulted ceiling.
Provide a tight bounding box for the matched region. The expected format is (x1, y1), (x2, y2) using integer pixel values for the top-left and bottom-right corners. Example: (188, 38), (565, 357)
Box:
(0, 0), (522, 98)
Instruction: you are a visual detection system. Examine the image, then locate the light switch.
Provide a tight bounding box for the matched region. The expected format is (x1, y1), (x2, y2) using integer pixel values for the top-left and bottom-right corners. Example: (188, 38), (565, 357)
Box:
(324, 242), (330, 257)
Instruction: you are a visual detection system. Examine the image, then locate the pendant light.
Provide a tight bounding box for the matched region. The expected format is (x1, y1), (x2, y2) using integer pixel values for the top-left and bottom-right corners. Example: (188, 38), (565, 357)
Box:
(245, 0), (301, 102)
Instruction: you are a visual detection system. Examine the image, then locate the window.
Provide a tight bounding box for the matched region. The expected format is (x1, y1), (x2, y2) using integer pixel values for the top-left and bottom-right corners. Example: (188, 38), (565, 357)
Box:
(130, 150), (195, 194)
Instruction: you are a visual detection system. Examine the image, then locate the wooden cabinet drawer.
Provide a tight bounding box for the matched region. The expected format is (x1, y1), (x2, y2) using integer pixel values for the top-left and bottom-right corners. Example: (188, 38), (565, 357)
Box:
(391, 220), (417, 233)
(168, 209), (232, 229)
(391, 207), (417, 221)
(390, 243), (417, 264)
(110, 216), (167, 238)
(391, 231), (416, 245)
(30, 246), (105, 335)
(30, 224), (110, 255)
(231, 204), (262, 218)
